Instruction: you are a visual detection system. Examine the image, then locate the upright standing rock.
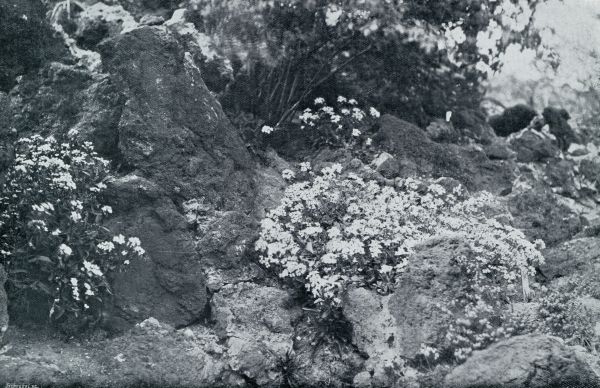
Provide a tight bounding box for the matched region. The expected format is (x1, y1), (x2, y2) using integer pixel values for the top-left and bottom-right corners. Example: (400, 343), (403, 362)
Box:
(94, 26), (256, 328)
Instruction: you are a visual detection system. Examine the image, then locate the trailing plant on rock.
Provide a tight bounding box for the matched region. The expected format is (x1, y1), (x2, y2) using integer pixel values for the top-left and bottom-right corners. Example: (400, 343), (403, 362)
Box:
(255, 164), (545, 337)
(0, 134), (145, 332)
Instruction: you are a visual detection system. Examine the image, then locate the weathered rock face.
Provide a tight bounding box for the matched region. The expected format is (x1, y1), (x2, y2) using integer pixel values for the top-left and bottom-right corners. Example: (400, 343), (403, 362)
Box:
(10, 62), (123, 159)
(73, 3), (139, 49)
(0, 320), (237, 387)
(445, 334), (600, 388)
(544, 158), (578, 197)
(373, 114), (515, 194)
(99, 26), (253, 207)
(211, 282), (300, 385)
(343, 238), (469, 386)
(451, 108), (496, 144)
(539, 237), (600, 281)
(508, 128), (559, 163)
(90, 26), (256, 327)
(0, 0), (69, 92)
(508, 190), (582, 247)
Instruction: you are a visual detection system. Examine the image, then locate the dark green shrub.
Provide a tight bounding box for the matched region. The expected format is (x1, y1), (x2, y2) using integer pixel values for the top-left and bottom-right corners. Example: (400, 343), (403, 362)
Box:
(0, 134), (145, 333)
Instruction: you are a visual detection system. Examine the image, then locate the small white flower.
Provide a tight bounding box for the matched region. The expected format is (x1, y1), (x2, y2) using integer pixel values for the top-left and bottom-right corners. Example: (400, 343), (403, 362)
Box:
(282, 169), (296, 181)
(348, 99), (358, 105)
(113, 234), (126, 244)
(299, 162), (312, 172)
(366, 137), (373, 146)
(70, 200), (83, 210)
(97, 241), (115, 252)
(128, 237), (141, 247)
(314, 97), (325, 105)
(84, 283), (94, 296)
(352, 128), (361, 137)
(261, 125), (274, 134)
(82, 260), (103, 277)
(325, 5), (343, 27)
(51, 228), (61, 236)
(369, 107), (381, 118)
(59, 244), (73, 256)
(352, 108), (365, 121)
(124, 260), (130, 265)
(101, 205), (113, 214)
(337, 96), (347, 103)
(70, 211), (82, 222)
(321, 106), (335, 115)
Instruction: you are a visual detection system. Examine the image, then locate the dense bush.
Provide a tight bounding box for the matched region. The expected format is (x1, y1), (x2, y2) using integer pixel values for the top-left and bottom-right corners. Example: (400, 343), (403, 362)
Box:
(0, 135), (144, 332)
(255, 164), (545, 345)
(188, 0), (544, 129)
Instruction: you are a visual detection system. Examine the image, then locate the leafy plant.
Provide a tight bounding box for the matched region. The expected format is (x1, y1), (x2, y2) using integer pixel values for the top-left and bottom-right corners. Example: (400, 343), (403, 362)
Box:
(0, 134), (144, 332)
(536, 286), (595, 349)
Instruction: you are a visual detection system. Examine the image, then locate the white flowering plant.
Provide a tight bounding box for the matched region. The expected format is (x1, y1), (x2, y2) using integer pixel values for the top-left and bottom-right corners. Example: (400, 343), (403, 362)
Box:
(256, 164), (546, 355)
(0, 135), (145, 332)
(297, 96), (379, 148)
(262, 96), (379, 151)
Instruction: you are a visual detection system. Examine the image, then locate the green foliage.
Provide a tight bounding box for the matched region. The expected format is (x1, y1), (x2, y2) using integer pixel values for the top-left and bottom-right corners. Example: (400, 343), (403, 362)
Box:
(189, 0), (544, 129)
(536, 286), (595, 349)
(0, 134), (145, 333)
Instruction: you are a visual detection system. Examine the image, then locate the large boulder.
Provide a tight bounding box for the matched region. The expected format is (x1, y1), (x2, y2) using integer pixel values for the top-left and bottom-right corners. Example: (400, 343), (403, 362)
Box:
(508, 128), (559, 163)
(92, 26), (256, 327)
(373, 114), (515, 194)
(211, 282), (300, 386)
(343, 238), (471, 386)
(539, 237), (600, 281)
(445, 334), (600, 388)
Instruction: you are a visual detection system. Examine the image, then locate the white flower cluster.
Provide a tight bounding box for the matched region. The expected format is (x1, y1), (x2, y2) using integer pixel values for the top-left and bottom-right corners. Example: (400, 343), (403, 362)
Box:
(0, 134), (146, 325)
(297, 96), (379, 148)
(256, 166), (544, 311)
